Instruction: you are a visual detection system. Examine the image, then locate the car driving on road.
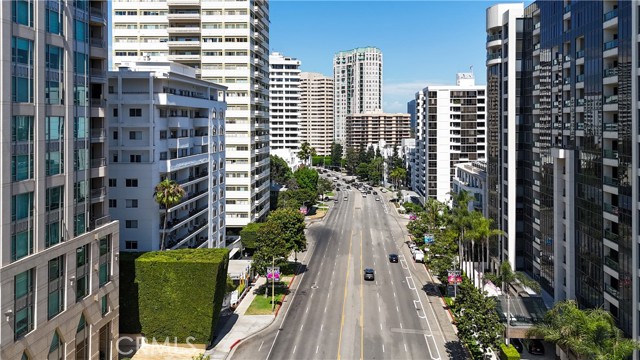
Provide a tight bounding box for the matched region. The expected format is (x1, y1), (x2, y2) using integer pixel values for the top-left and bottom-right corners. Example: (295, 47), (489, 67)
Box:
(364, 268), (375, 281)
(388, 254), (399, 263)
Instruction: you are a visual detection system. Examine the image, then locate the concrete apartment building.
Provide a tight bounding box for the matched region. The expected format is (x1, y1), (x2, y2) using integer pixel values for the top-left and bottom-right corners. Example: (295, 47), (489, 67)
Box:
(452, 161), (488, 217)
(300, 72), (334, 156)
(412, 73), (487, 205)
(0, 0), (120, 358)
(488, 0), (639, 339)
(107, 62), (226, 252)
(333, 47), (383, 145)
(112, 0), (271, 231)
(345, 111), (411, 150)
(269, 52), (301, 168)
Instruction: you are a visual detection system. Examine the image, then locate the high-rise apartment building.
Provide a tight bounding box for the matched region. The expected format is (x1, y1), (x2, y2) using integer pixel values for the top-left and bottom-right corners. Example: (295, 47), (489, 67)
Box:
(300, 72), (334, 156)
(412, 73), (487, 205)
(0, 1), (119, 358)
(107, 62), (226, 252)
(488, 1), (639, 338)
(345, 111), (410, 150)
(112, 0), (271, 231)
(407, 99), (417, 136)
(269, 52), (300, 152)
(333, 47), (383, 145)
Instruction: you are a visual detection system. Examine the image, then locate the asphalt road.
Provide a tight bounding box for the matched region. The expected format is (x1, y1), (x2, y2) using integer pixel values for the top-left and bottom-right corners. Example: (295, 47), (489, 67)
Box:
(232, 185), (460, 360)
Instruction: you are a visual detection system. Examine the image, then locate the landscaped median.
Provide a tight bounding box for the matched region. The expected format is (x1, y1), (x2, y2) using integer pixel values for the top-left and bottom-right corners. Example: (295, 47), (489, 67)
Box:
(245, 278), (291, 315)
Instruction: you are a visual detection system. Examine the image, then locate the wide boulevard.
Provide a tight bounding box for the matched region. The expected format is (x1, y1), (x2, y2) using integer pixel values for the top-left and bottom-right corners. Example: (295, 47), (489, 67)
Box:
(232, 178), (465, 359)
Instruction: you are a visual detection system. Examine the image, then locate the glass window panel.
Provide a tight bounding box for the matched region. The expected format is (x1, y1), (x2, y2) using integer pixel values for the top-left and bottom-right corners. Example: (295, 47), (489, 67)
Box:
(74, 149), (88, 171)
(46, 81), (62, 105)
(46, 116), (64, 140)
(12, 116), (33, 141)
(12, 192), (33, 221)
(46, 45), (63, 71)
(12, 76), (33, 103)
(12, 154), (33, 181)
(46, 151), (62, 176)
(45, 221), (61, 248)
(74, 212), (86, 236)
(11, 230), (33, 261)
(12, 37), (33, 65)
(74, 52), (87, 75)
(74, 20), (87, 42)
(46, 9), (62, 35)
(74, 117), (88, 139)
(13, 0), (33, 26)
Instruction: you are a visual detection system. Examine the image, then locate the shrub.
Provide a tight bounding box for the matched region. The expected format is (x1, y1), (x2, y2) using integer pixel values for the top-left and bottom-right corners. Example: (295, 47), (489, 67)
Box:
(500, 343), (520, 360)
(136, 248), (229, 344)
(119, 252), (146, 334)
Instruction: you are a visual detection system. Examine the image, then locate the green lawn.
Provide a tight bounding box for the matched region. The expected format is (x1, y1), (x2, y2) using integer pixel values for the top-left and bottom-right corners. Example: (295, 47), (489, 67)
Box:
(245, 282), (289, 315)
(327, 191), (335, 197)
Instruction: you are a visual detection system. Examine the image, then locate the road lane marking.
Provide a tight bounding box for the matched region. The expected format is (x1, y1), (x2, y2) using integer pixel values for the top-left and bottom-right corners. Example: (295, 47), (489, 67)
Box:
(316, 345), (319, 354)
(258, 341), (264, 352)
(321, 323), (323, 332)
(382, 344), (385, 353)
(424, 334), (440, 360)
(360, 230), (364, 360)
(306, 306), (309, 313)
(394, 292), (396, 297)
(397, 305), (400, 313)
(414, 300), (426, 319)
(293, 345), (297, 354)
(336, 228), (354, 360)
(404, 343), (408, 352)
(300, 324), (304, 330)
(407, 277), (416, 290)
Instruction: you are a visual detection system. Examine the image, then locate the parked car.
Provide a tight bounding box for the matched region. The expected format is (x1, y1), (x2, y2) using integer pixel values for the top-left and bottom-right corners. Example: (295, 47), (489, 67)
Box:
(343, 197), (348, 201)
(388, 254), (399, 263)
(373, 191), (378, 195)
(375, 197), (380, 201)
(528, 339), (544, 355)
(362, 193), (366, 198)
(511, 339), (523, 353)
(364, 268), (375, 281)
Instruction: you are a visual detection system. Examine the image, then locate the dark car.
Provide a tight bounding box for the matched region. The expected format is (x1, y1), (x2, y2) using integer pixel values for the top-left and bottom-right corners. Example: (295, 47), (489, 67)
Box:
(336, 187), (340, 191)
(364, 268), (375, 281)
(388, 254), (399, 263)
(373, 191), (378, 195)
(528, 339), (544, 355)
(511, 339), (523, 353)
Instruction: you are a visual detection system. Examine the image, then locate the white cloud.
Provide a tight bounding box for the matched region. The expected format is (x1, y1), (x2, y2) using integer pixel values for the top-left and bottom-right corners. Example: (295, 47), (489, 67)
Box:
(382, 79), (451, 113)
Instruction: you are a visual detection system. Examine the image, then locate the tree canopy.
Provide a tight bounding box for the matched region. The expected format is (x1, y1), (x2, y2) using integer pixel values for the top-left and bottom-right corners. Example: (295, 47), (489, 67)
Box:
(270, 155), (292, 185)
(293, 166), (319, 193)
(252, 208), (306, 274)
(239, 222), (264, 249)
(330, 142), (343, 168)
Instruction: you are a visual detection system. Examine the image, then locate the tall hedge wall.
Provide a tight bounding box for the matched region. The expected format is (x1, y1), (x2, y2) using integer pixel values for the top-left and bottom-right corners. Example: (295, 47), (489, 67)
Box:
(119, 252), (145, 334)
(135, 248), (229, 344)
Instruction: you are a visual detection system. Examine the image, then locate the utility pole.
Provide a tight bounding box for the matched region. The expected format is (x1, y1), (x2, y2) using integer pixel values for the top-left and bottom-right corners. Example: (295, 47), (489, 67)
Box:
(271, 257), (275, 312)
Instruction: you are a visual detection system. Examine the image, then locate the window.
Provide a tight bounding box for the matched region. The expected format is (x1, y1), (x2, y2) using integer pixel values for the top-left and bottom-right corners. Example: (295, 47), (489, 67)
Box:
(126, 199), (138, 208)
(48, 331), (64, 360)
(74, 117), (88, 139)
(129, 131), (142, 140)
(74, 212), (86, 236)
(45, 221), (61, 248)
(125, 179), (138, 187)
(113, 108), (118, 117)
(99, 236), (111, 286)
(101, 295), (109, 316)
(74, 52), (87, 75)
(76, 244), (89, 301)
(129, 108), (142, 117)
(11, 116), (34, 181)
(74, 181), (87, 203)
(130, 154), (141, 163)
(74, 19), (87, 42)
(160, 152), (168, 160)
(125, 220), (138, 228)
(45, 116), (64, 176)
(75, 314), (88, 360)
(109, 178), (117, 187)
(13, 0), (33, 26)
(12, 37), (34, 103)
(113, 131), (118, 140)
(108, 199), (117, 208)
(46, 7), (62, 35)
(74, 149), (88, 171)
(12, 230), (33, 262)
(12, 192), (33, 221)
(14, 269), (34, 339)
(125, 241), (138, 250)
(48, 256), (65, 319)
(46, 186), (63, 211)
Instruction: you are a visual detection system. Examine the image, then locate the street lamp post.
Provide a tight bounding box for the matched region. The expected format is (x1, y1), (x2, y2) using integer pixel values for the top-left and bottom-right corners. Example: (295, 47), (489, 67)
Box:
(271, 256), (275, 312)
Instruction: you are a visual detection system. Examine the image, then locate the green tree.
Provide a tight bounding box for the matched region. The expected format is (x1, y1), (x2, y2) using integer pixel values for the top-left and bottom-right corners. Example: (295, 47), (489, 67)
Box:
(527, 300), (640, 360)
(267, 208), (306, 265)
(277, 188), (317, 210)
(345, 146), (360, 174)
(317, 177), (333, 197)
(427, 227), (459, 280)
(356, 163), (370, 181)
(493, 261), (541, 293)
(369, 157), (384, 185)
(293, 167), (319, 193)
(467, 214), (504, 288)
(364, 146), (375, 163)
(154, 178), (186, 251)
(297, 141), (316, 165)
(390, 167), (407, 189)
(270, 155), (292, 185)
(330, 142), (343, 168)
(450, 190), (474, 275)
(239, 222), (264, 250)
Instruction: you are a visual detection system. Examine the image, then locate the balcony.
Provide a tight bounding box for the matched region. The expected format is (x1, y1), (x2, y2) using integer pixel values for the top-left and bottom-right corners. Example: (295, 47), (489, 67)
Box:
(603, 202), (619, 216)
(604, 9), (618, 22)
(90, 187), (107, 202)
(167, 12), (200, 21)
(576, 74), (585, 83)
(167, 40), (201, 48)
(604, 39), (618, 51)
(89, 7), (106, 25)
(604, 123), (618, 132)
(168, 54), (200, 61)
(167, 116), (190, 128)
(604, 284), (619, 299)
(604, 95), (618, 104)
(90, 215), (112, 230)
(564, 4), (571, 14)
(604, 229), (620, 244)
(90, 129), (106, 142)
(604, 67), (618, 78)
(575, 49), (585, 59)
(604, 256), (619, 272)
(91, 157), (106, 169)
(576, 98), (585, 106)
(167, 0), (201, 5)
(603, 176), (618, 187)
(161, 205), (208, 232)
(167, 26), (200, 34)
(90, 69), (106, 81)
(604, 149), (618, 159)
(193, 117), (210, 128)
(166, 137), (191, 149)
(90, 38), (105, 48)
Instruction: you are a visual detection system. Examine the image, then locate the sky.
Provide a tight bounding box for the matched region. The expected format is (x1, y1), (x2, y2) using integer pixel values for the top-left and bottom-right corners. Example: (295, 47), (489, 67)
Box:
(269, 0), (503, 113)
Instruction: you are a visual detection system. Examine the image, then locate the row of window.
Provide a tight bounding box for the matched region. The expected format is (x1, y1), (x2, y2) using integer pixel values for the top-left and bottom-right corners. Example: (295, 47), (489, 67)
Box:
(14, 236), (112, 341)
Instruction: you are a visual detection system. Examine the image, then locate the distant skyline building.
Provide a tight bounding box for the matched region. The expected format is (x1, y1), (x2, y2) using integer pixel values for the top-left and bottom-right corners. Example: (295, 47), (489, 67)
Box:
(111, 0), (271, 231)
(345, 111), (410, 150)
(300, 72), (334, 156)
(269, 52), (302, 169)
(412, 73), (486, 205)
(0, 1), (120, 359)
(407, 99), (417, 135)
(333, 47), (383, 145)
(107, 62), (227, 252)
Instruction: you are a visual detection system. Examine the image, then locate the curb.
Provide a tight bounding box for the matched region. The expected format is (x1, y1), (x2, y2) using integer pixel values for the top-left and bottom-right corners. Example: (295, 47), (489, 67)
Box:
(274, 272), (297, 317)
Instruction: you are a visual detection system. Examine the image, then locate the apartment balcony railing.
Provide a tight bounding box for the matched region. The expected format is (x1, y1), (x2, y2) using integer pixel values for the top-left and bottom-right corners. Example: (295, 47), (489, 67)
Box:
(161, 205), (208, 232)
(90, 187), (106, 201)
(604, 123), (618, 131)
(604, 284), (619, 299)
(604, 256), (619, 272)
(604, 149), (618, 159)
(90, 38), (105, 48)
(564, 78), (570, 85)
(486, 33), (502, 42)
(564, 4), (571, 13)
(533, 43), (541, 50)
(576, 74), (585, 83)
(90, 215), (111, 230)
(603, 9), (618, 22)
(603, 176), (618, 187)
(90, 157), (106, 168)
(604, 95), (618, 104)
(604, 229), (620, 244)
(576, 50), (585, 59)
(486, 52), (502, 61)
(577, 123), (585, 130)
(90, 7), (106, 24)
(577, 98), (585, 106)
(604, 67), (618, 78)
(90, 69), (106, 80)
(534, 22), (540, 29)
(603, 202), (619, 216)
(604, 39), (619, 51)
(564, 100), (572, 107)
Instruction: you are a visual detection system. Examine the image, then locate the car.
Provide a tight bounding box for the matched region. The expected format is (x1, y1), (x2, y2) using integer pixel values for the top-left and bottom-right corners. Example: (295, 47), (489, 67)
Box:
(336, 187), (340, 191)
(381, 189), (387, 193)
(511, 339), (523, 353)
(343, 197), (348, 201)
(362, 194), (367, 198)
(388, 254), (399, 263)
(364, 268), (375, 281)
(324, 196), (329, 201)
(334, 198), (338, 203)
(528, 339), (544, 355)
(373, 191), (378, 195)
(367, 191), (372, 194)
(375, 197), (380, 201)
(346, 186), (351, 189)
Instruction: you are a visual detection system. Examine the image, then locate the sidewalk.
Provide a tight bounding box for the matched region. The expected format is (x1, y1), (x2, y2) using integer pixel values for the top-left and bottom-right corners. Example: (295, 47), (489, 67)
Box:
(206, 276), (274, 360)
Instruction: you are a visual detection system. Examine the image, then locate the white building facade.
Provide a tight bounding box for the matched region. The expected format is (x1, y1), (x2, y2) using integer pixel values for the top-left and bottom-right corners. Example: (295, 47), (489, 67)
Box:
(107, 62), (226, 252)
(112, 0), (271, 230)
(413, 73), (487, 205)
(333, 47), (383, 144)
(0, 1), (120, 359)
(269, 52), (301, 152)
(452, 161), (488, 217)
(300, 72), (334, 156)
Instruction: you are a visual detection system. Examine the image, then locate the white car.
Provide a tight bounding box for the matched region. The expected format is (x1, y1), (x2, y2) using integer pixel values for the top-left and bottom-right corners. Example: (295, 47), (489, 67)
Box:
(362, 193), (367, 198)
(375, 197), (380, 201)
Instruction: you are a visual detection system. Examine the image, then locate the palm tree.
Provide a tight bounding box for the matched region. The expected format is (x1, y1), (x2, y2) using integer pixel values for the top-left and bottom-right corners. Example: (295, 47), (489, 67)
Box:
(451, 190), (474, 277)
(469, 214), (504, 288)
(390, 167), (407, 190)
(297, 141), (316, 165)
(154, 178), (186, 250)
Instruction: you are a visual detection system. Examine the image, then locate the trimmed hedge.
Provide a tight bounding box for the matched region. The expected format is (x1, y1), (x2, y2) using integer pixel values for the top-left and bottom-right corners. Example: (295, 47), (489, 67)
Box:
(136, 248), (229, 344)
(500, 344), (520, 360)
(119, 252), (146, 334)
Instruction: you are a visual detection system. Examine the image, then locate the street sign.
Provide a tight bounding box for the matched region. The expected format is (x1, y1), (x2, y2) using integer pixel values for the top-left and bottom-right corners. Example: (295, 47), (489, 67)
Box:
(447, 270), (462, 284)
(424, 234), (434, 245)
(266, 267), (281, 281)
(299, 206), (308, 215)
